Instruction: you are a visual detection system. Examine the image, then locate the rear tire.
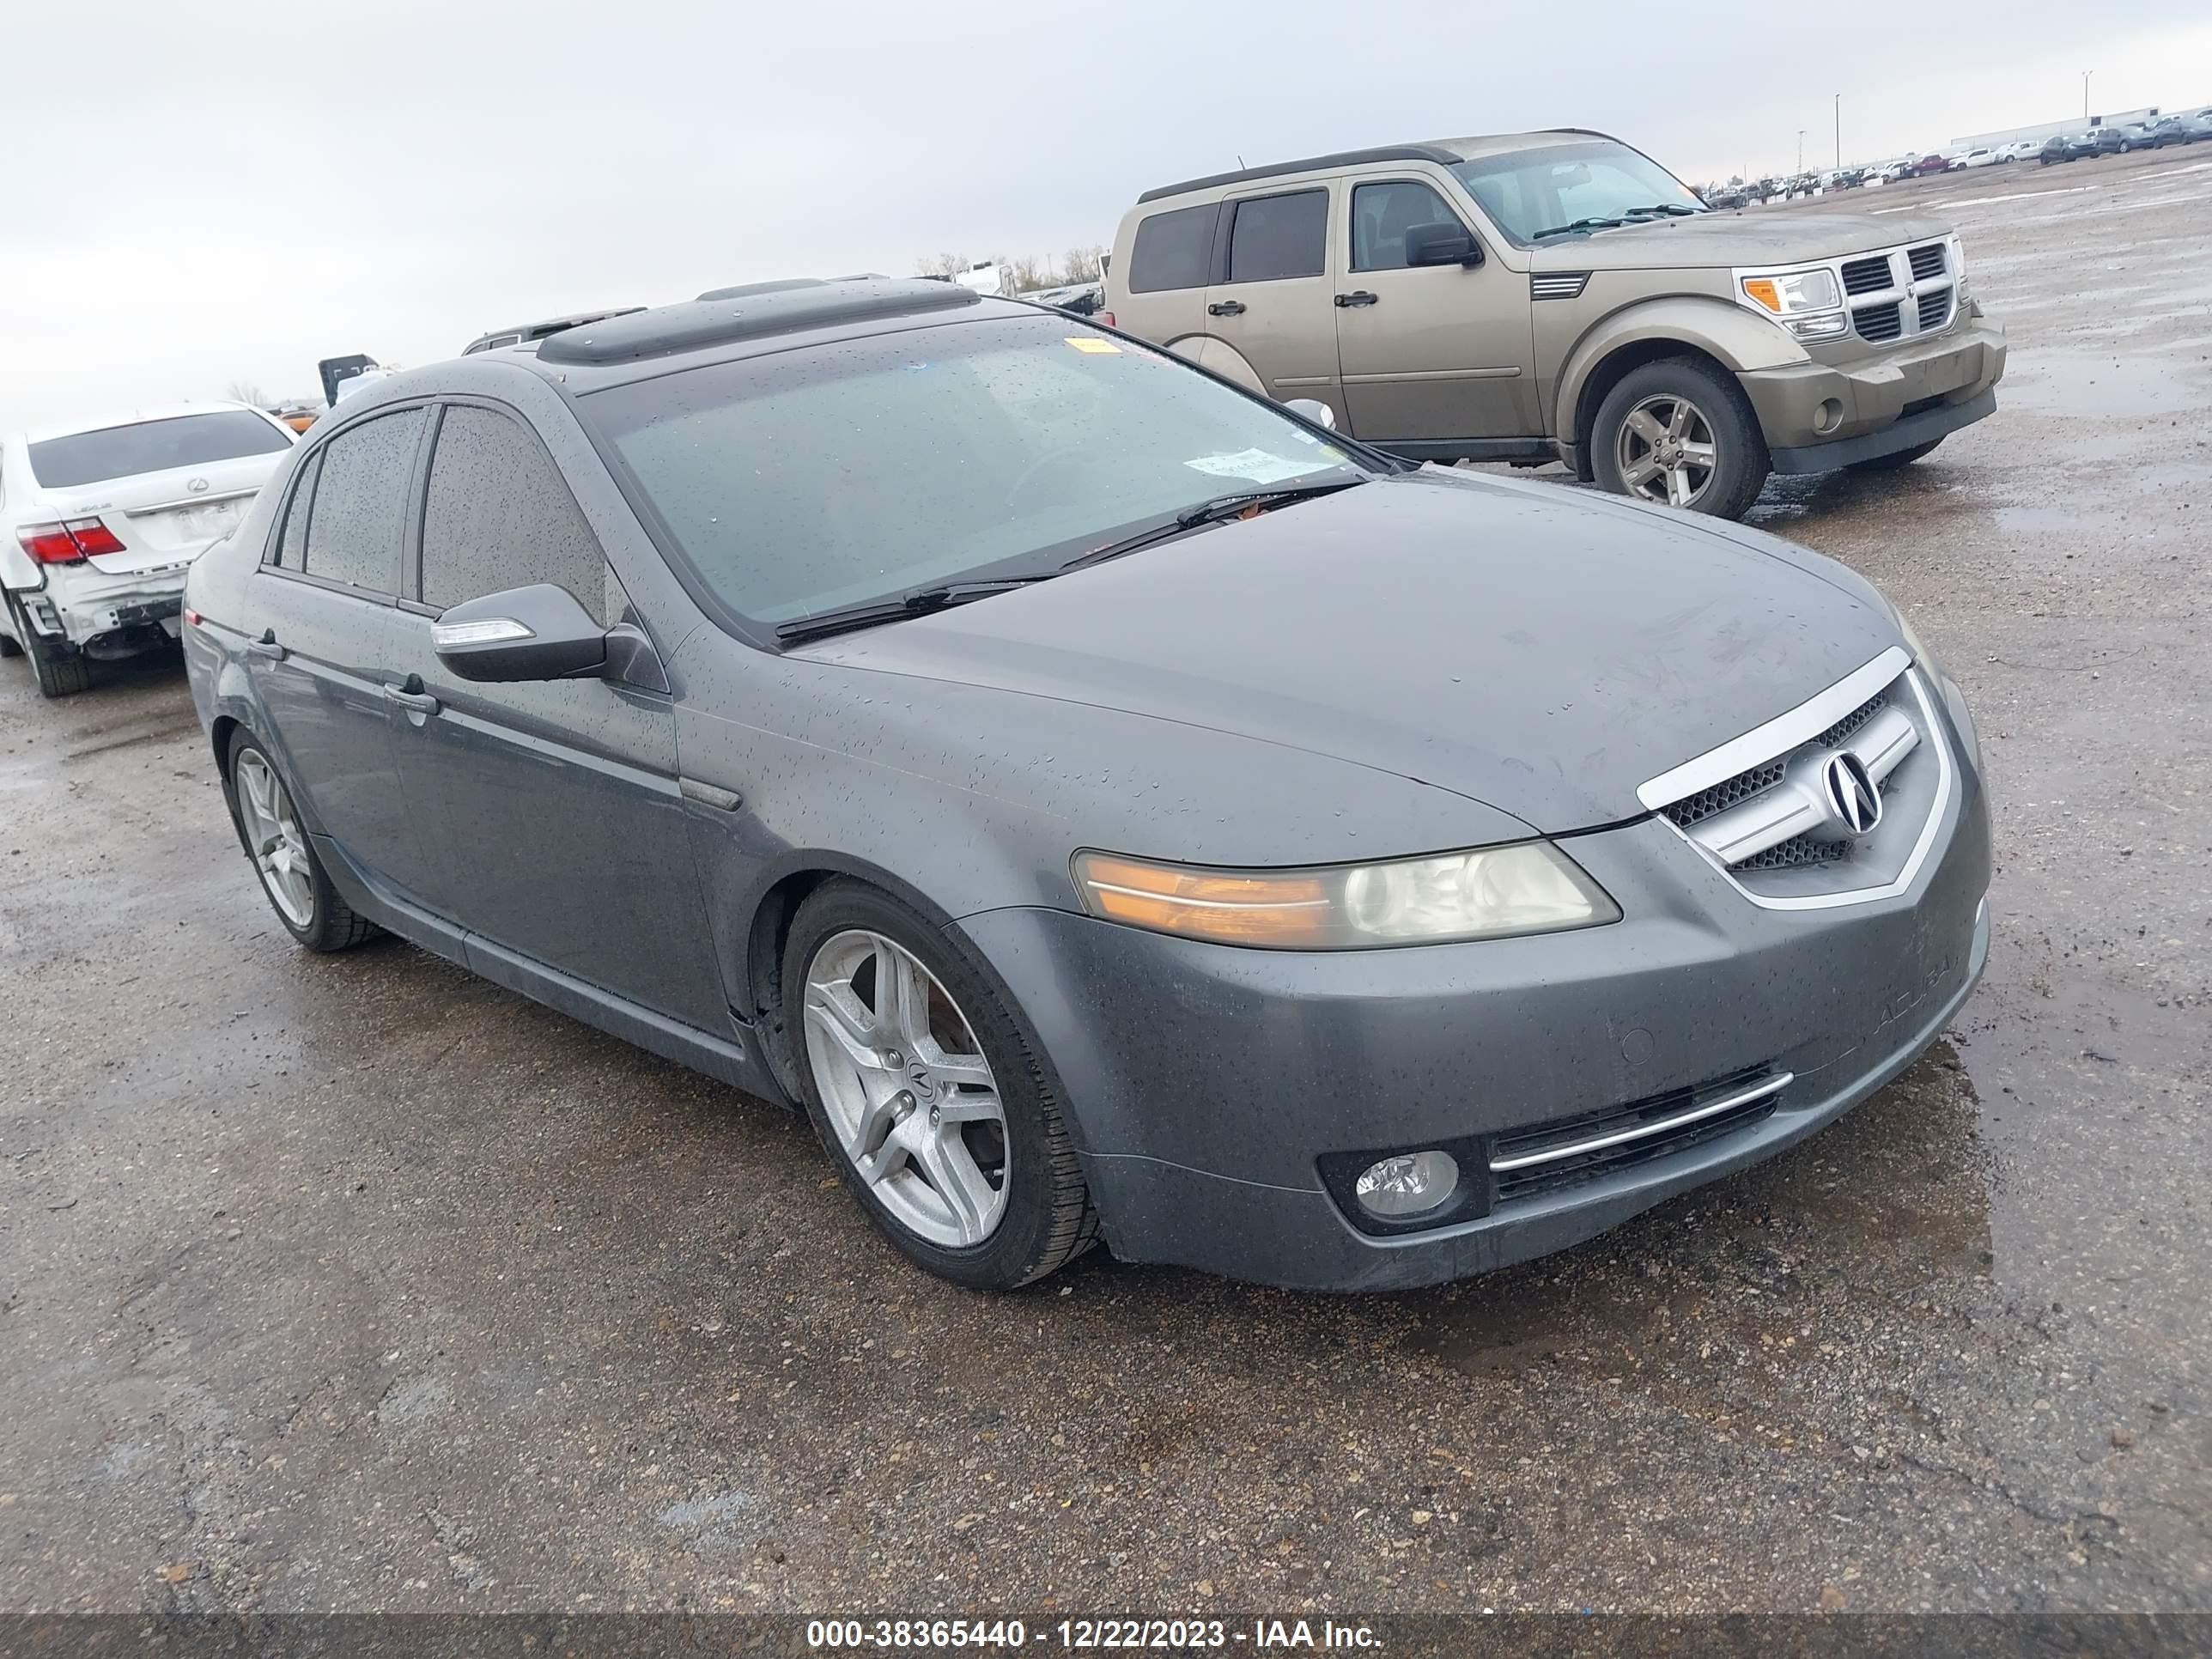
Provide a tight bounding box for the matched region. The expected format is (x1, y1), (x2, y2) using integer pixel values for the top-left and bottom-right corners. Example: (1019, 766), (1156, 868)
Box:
(222, 730), (379, 952)
(28, 635), (93, 698)
(1591, 356), (1770, 520)
(781, 878), (1097, 1291)
(1850, 436), (1946, 472)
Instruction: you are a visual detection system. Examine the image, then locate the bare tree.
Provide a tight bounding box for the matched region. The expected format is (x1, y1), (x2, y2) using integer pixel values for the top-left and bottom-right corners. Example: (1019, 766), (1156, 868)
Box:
(1009, 255), (1051, 293)
(225, 380), (270, 408)
(915, 252), (969, 277)
(1060, 245), (1105, 284)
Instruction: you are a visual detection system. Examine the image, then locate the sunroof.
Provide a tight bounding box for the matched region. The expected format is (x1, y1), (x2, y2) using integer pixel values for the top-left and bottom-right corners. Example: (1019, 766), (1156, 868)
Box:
(538, 279), (981, 367)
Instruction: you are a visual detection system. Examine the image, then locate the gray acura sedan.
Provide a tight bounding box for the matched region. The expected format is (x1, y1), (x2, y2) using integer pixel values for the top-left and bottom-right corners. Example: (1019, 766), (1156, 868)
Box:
(184, 278), (1990, 1292)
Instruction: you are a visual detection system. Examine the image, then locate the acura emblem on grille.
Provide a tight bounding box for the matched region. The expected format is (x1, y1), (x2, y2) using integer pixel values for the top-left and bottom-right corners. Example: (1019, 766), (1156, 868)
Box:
(1821, 751), (1883, 836)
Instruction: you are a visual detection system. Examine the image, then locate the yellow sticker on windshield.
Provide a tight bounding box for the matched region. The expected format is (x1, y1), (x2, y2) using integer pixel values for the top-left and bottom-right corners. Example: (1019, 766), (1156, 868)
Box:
(1065, 337), (1121, 354)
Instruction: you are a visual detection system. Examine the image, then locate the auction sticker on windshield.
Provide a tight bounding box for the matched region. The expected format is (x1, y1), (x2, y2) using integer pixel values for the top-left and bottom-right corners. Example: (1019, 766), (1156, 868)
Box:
(1064, 337), (1121, 353)
(1184, 448), (1324, 483)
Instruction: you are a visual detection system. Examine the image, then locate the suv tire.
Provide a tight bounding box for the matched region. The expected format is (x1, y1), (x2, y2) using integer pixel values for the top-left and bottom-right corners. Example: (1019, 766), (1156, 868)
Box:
(1592, 357), (1770, 520)
(1850, 436), (1946, 472)
(222, 729), (379, 952)
(782, 878), (1097, 1291)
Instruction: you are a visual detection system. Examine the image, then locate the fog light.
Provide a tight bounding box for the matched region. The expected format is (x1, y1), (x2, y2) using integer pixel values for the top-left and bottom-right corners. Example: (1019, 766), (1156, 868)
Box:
(1354, 1151), (1460, 1218)
(1814, 398), (1844, 434)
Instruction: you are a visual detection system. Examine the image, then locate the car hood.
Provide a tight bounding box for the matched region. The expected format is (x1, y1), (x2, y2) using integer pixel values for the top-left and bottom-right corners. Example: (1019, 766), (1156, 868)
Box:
(1537, 210), (1954, 270)
(793, 470), (1900, 833)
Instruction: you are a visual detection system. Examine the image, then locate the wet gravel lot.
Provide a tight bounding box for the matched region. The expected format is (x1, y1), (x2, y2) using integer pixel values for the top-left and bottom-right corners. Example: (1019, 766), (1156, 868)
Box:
(3, 150), (2208, 1618)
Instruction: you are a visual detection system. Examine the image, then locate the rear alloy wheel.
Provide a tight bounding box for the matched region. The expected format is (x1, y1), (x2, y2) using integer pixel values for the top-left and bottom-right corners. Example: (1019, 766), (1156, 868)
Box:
(1593, 357), (1770, 520)
(785, 879), (1096, 1290)
(224, 732), (378, 952)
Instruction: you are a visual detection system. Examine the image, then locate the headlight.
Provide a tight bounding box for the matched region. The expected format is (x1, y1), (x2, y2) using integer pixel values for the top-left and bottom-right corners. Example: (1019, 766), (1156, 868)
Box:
(1072, 842), (1620, 950)
(1947, 233), (1969, 298)
(1740, 266), (1842, 315)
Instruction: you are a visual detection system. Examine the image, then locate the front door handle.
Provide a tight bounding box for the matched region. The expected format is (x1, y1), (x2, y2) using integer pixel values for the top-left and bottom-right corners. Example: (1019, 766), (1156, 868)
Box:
(1206, 300), (1246, 317)
(381, 678), (441, 717)
(247, 629), (287, 661)
(1334, 291), (1379, 308)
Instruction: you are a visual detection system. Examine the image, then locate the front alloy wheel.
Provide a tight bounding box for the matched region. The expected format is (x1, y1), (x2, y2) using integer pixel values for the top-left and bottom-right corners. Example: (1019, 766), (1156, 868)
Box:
(802, 928), (1010, 1247)
(1614, 393), (1719, 508)
(781, 878), (1097, 1290)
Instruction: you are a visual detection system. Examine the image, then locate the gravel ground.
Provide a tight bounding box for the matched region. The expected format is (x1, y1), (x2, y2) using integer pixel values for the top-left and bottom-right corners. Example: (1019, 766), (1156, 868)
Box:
(2, 147), (2207, 1620)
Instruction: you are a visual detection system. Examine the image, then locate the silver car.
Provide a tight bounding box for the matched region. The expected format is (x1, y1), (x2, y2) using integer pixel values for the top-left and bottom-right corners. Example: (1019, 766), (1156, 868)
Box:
(185, 278), (1990, 1292)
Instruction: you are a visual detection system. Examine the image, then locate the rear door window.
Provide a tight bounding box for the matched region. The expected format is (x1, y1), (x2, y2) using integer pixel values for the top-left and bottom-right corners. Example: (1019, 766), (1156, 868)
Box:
(1225, 191), (1328, 283)
(1350, 180), (1469, 271)
(27, 410), (292, 489)
(299, 410), (422, 593)
(1127, 204), (1218, 293)
(417, 404), (612, 622)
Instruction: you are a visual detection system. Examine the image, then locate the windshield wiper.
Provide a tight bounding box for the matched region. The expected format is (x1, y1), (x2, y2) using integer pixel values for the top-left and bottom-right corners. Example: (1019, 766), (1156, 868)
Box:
(1061, 478), (1366, 572)
(774, 577), (1051, 647)
(1620, 202), (1704, 219)
(1531, 216), (1626, 240)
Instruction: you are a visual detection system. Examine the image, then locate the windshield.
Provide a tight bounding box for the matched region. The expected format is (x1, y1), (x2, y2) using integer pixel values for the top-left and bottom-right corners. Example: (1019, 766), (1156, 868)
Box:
(27, 410), (291, 489)
(581, 315), (1364, 629)
(1450, 140), (1705, 244)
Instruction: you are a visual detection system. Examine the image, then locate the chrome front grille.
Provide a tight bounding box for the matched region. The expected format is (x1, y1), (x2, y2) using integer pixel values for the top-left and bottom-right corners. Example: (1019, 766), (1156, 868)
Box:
(1841, 255), (1894, 295)
(1917, 290), (1952, 332)
(1638, 647), (1954, 908)
(1491, 1068), (1791, 1204)
(1908, 242), (1947, 281)
(1854, 302), (1903, 343)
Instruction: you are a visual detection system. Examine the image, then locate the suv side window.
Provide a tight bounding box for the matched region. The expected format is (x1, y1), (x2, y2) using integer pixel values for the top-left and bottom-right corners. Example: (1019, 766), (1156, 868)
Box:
(270, 451), (320, 568)
(418, 404), (612, 623)
(1127, 204), (1218, 293)
(1350, 180), (1470, 272)
(1225, 190), (1328, 283)
(301, 410), (422, 592)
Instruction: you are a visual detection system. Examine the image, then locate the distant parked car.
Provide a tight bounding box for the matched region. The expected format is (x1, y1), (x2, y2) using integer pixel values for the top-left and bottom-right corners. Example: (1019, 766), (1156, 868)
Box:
(2085, 128), (2129, 158)
(2040, 133), (2090, 164)
(2169, 113), (2212, 143)
(2124, 120), (2185, 150)
(1, 404), (296, 696)
(1996, 140), (2042, 163)
(1957, 148), (1999, 169)
(1909, 154), (1955, 176)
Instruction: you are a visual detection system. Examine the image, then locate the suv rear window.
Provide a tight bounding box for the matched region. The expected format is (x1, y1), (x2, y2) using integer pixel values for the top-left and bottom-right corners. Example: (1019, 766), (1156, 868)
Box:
(27, 410), (291, 489)
(1127, 204), (1218, 293)
(1226, 191), (1328, 283)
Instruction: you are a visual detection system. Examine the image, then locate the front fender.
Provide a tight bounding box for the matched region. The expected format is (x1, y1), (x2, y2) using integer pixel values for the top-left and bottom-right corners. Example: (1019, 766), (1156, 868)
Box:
(1553, 296), (1808, 441)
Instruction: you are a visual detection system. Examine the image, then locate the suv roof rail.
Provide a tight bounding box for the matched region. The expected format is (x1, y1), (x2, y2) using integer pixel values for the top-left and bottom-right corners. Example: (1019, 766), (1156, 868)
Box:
(1136, 143), (1463, 203)
(537, 278), (981, 367)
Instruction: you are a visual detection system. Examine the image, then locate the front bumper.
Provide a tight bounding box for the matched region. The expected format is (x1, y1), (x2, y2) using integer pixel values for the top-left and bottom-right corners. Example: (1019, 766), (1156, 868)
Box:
(1740, 310), (2008, 472)
(958, 740), (1990, 1291)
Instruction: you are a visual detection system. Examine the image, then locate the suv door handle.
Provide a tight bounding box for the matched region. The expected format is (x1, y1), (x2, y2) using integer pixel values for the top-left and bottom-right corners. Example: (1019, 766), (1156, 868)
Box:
(1334, 291), (1379, 308)
(1206, 300), (1246, 317)
(247, 629), (287, 661)
(381, 678), (441, 717)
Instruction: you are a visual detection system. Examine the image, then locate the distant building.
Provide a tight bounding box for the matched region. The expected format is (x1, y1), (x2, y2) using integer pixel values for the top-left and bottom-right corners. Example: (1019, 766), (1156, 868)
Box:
(1951, 107), (2160, 149)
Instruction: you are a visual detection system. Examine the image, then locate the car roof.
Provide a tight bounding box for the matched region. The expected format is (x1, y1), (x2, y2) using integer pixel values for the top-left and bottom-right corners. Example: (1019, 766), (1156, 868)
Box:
(14, 399), (270, 447)
(1133, 129), (1625, 203)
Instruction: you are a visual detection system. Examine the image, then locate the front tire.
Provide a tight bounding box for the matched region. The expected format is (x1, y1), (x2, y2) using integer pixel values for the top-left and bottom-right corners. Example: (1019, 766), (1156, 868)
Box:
(1850, 436), (1946, 472)
(1591, 357), (1770, 520)
(782, 878), (1097, 1291)
(222, 730), (378, 951)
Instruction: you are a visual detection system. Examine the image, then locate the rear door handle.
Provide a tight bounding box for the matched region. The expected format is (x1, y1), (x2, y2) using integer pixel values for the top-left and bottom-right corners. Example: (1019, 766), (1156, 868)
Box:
(381, 682), (441, 716)
(1206, 300), (1246, 317)
(247, 629), (287, 661)
(1334, 291), (1379, 308)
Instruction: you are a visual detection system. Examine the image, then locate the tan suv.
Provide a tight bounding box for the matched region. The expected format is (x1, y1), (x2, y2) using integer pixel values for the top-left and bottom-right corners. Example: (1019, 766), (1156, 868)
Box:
(1103, 131), (2007, 520)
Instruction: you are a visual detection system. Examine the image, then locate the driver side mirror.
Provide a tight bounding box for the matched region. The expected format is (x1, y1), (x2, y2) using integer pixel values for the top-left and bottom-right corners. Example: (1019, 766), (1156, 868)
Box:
(1406, 223), (1483, 268)
(432, 582), (609, 683)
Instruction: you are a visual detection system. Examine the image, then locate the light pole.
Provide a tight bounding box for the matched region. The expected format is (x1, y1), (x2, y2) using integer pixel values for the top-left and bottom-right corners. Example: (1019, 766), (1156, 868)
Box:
(1797, 129), (1806, 173)
(2083, 70), (2093, 121)
(1835, 93), (1842, 169)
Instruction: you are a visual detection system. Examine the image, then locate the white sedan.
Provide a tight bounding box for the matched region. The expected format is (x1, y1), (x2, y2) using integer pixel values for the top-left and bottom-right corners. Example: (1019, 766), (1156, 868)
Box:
(1, 403), (295, 697)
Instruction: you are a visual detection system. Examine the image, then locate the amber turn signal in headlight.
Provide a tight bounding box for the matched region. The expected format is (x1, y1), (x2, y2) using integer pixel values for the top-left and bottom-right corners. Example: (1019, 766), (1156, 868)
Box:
(1072, 843), (1619, 950)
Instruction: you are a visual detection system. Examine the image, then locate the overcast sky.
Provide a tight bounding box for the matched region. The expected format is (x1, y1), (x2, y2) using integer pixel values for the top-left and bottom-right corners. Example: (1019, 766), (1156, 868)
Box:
(5, 2), (2208, 431)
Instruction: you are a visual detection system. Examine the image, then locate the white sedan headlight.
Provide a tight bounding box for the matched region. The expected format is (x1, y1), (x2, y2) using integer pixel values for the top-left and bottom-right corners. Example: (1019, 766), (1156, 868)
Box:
(1737, 266), (1848, 342)
(1073, 842), (1619, 950)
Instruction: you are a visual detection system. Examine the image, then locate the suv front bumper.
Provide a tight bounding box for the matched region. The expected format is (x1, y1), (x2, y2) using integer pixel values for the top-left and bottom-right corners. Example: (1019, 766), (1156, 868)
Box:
(1741, 309), (2008, 473)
